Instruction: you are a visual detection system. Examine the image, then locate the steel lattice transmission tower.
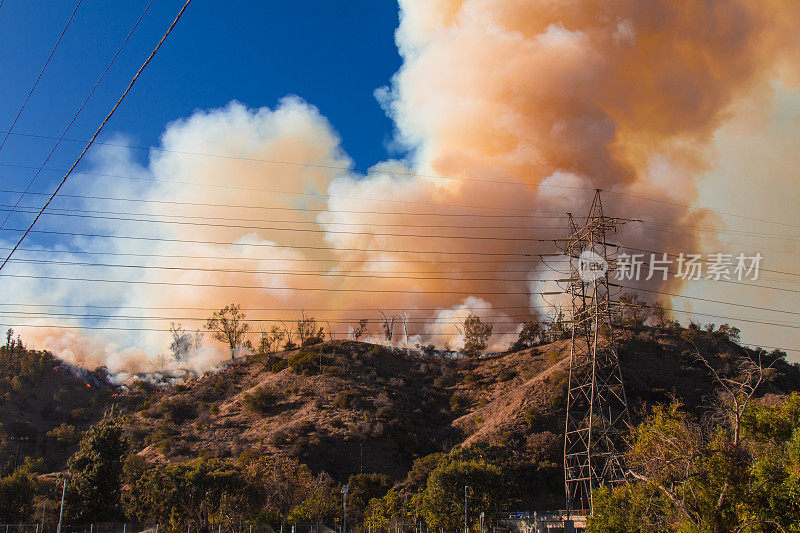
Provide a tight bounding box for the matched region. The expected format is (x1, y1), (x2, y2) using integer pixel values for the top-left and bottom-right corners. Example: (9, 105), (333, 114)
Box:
(560, 190), (634, 514)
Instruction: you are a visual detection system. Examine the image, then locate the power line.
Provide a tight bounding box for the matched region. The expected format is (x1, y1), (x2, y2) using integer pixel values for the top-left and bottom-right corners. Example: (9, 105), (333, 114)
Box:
(0, 185), (542, 215)
(0, 247), (535, 264)
(1, 300), (798, 332)
(8, 201), (799, 244)
(0, 130), (587, 192)
(0, 0), (193, 272)
(609, 190), (800, 231)
(0, 302), (541, 312)
(616, 284), (800, 317)
(5, 245), (799, 280)
(613, 244), (800, 278)
(0, 260), (563, 282)
(0, 228), (549, 256)
(4, 199), (797, 239)
(1, 132), (797, 230)
(4, 258), (548, 276)
(0, 322), (527, 337)
(0, 204), (564, 229)
(633, 226), (800, 258)
(0, 0), (154, 230)
(0, 0), (82, 154)
(6, 257), (799, 290)
(4, 228), (798, 280)
(3, 302), (797, 331)
(0, 273), (559, 296)
(0, 311), (537, 325)
(0, 214), (562, 242)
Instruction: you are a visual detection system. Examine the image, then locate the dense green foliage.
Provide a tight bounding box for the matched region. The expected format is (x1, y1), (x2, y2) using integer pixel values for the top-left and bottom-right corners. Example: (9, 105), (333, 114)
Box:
(126, 456), (254, 531)
(345, 473), (393, 525)
(0, 334), (57, 397)
(65, 409), (129, 521)
(0, 464), (37, 522)
(589, 393), (800, 533)
(126, 453), (340, 532)
(420, 461), (505, 531)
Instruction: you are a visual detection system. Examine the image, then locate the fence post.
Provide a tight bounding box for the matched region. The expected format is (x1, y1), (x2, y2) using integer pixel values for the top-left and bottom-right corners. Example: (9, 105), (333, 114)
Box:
(156, 525), (159, 533)
(123, 524), (126, 533)
(57, 479), (66, 533)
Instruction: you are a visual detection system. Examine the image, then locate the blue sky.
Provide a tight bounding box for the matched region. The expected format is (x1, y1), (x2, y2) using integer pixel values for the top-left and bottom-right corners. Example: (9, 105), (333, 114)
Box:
(0, 0), (402, 194)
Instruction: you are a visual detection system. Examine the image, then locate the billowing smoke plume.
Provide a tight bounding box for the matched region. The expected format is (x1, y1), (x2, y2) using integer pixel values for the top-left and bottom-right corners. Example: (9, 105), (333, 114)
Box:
(3, 0), (799, 372)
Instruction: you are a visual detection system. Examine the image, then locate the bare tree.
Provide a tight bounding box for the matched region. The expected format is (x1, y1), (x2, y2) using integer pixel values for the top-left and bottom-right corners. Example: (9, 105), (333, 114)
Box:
(401, 310), (410, 354)
(694, 349), (767, 446)
(280, 321), (296, 350)
(624, 347), (772, 529)
(351, 319), (368, 340)
(150, 353), (170, 373)
(169, 322), (192, 361)
(205, 303), (250, 361)
(296, 311), (324, 347)
(379, 311), (396, 343)
(192, 329), (204, 357)
(258, 324), (285, 356)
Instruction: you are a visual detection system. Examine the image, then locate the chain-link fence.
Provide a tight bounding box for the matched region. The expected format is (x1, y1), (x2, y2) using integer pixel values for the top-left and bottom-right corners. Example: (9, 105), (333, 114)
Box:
(0, 525), (41, 533)
(43, 525), (157, 533)
(21, 524), (316, 533)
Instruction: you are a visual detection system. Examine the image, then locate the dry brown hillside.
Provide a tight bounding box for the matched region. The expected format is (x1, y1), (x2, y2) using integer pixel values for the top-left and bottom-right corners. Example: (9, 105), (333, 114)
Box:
(121, 325), (800, 495)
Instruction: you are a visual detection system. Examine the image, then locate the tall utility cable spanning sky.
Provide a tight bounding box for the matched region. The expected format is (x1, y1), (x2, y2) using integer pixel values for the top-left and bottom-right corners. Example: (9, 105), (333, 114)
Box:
(0, 0), (192, 272)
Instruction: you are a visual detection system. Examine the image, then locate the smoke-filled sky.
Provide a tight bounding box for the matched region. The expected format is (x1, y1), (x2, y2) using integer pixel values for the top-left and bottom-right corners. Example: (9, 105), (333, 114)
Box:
(1, 0), (799, 374)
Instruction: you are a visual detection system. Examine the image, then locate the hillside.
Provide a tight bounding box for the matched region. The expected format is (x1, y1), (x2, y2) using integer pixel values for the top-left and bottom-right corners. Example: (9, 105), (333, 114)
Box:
(121, 325), (798, 508)
(2, 323), (798, 512)
(0, 338), (113, 473)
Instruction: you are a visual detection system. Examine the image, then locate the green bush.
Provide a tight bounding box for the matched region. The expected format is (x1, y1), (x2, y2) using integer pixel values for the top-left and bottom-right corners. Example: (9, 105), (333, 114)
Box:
(524, 406), (542, 429)
(243, 386), (277, 413)
(288, 350), (319, 375)
(449, 392), (470, 413)
(162, 397), (197, 424)
(46, 423), (79, 447)
(333, 389), (359, 409)
(69, 407), (96, 424)
(267, 356), (288, 372)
